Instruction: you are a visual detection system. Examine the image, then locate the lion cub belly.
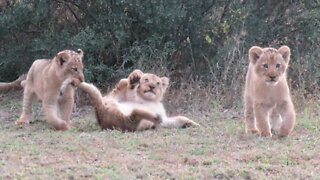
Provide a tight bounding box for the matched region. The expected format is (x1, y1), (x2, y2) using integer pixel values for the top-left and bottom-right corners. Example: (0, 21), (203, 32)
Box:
(117, 101), (166, 118)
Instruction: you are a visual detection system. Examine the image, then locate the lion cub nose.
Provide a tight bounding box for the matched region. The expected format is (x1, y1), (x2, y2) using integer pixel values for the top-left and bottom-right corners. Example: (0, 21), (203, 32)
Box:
(149, 85), (155, 90)
(269, 75), (276, 81)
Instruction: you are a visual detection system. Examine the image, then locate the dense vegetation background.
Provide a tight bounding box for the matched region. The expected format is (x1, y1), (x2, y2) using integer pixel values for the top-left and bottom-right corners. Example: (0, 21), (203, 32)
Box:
(0, 0), (319, 100)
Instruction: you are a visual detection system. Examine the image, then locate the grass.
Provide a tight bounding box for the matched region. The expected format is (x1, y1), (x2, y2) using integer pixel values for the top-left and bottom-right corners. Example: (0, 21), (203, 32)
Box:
(0, 91), (319, 179)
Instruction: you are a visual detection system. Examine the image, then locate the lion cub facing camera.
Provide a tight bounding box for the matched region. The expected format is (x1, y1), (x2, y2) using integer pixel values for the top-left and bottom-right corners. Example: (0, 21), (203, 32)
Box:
(244, 46), (296, 137)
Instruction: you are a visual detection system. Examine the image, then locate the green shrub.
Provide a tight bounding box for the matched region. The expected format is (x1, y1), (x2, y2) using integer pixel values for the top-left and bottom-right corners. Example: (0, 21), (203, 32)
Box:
(0, 0), (319, 95)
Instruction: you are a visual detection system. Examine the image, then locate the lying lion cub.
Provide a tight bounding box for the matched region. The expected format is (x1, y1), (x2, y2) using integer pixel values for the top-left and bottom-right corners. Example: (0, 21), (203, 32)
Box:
(109, 70), (199, 130)
(244, 45), (296, 137)
(62, 70), (199, 131)
(15, 49), (85, 130)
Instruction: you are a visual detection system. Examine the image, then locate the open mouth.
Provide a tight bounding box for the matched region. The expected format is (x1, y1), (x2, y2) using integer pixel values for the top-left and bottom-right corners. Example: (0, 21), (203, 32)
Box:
(144, 89), (155, 94)
(268, 79), (276, 82)
(266, 79), (278, 85)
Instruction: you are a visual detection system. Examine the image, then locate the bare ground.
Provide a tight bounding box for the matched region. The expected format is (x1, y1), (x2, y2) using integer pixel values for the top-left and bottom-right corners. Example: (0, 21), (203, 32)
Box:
(0, 90), (319, 179)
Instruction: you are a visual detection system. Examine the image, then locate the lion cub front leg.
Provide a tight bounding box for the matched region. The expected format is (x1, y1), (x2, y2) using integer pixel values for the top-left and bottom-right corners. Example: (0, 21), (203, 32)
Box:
(43, 100), (69, 131)
(109, 79), (129, 98)
(278, 101), (296, 137)
(59, 89), (75, 126)
(244, 97), (259, 134)
(130, 109), (162, 126)
(254, 103), (272, 137)
(16, 87), (35, 125)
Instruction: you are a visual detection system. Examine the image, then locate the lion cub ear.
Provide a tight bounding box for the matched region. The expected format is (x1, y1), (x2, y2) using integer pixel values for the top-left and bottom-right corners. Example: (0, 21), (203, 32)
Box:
(249, 46), (263, 64)
(56, 51), (69, 66)
(76, 49), (84, 59)
(161, 77), (170, 91)
(277, 46), (291, 64)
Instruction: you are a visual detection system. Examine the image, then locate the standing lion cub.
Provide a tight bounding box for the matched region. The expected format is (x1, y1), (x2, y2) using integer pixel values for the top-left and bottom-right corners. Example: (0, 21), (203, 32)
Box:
(244, 45), (296, 137)
(15, 49), (85, 130)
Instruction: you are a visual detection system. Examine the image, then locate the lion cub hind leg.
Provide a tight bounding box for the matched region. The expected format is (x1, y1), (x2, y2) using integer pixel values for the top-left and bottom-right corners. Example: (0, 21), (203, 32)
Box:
(278, 101), (296, 137)
(16, 88), (35, 125)
(97, 107), (161, 131)
(136, 120), (156, 131)
(161, 116), (199, 128)
(59, 97), (74, 126)
(254, 104), (272, 137)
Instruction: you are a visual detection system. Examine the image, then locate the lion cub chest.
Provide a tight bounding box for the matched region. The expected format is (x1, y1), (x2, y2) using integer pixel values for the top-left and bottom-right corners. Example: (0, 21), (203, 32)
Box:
(117, 101), (167, 118)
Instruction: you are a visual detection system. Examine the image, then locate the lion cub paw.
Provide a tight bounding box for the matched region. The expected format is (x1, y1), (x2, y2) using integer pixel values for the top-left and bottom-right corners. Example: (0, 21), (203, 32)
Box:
(129, 69), (143, 86)
(15, 117), (29, 125)
(154, 114), (162, 124)
(70, 78), (82, 87)
(117, 79), (129, 90)
(259, 131), (272, 137)
(245, 128), (260, 135)
(55, 121), (70, 131)
(182, 120), (200, 128)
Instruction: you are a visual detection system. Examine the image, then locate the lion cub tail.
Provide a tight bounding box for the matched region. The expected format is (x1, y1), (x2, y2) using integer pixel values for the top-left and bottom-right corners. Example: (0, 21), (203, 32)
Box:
(77, 82), (105, 109)
(0, 74), (26, 93)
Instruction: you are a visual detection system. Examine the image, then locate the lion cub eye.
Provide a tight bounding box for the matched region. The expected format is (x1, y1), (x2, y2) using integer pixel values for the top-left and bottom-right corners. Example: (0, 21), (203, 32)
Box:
(156, 82), (161, 86)
(144, 78), (149, 83)
(72, 67), (78, 72)
(276, 64), (281, 68)
(263, 64), (268, 69)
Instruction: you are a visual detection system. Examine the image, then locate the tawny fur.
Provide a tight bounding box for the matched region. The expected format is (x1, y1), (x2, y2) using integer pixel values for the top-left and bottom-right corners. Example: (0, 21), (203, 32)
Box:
(62, 70), (199, 131)
(111, 70), (199, 130)
(15, 49), (85, 131)
(244, 45), (296, 137)
(110, 70), (199, 130)
(0, 74), (26, 93)
(75, 82), (162, 131)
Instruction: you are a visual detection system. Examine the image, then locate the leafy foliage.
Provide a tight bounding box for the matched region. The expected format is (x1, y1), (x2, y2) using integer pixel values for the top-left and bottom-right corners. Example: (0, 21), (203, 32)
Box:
(0, 0), (319, 92)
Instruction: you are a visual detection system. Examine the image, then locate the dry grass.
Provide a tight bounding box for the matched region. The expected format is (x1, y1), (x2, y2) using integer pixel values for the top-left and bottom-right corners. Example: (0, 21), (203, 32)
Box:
(0, 87), (319, 179)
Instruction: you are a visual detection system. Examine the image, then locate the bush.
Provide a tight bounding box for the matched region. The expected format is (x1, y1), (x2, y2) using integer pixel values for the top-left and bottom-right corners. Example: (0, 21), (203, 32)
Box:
(0, 0), (319, 95)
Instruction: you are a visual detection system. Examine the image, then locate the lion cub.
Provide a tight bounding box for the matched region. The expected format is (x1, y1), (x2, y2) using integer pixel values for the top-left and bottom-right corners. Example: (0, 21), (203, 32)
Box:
(109, 70), (199, 130)
(62, 70), (199, 131)
(61, 78), (162, 132)
(15, 49), (85, 130)
(244, 46), (296, 137)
